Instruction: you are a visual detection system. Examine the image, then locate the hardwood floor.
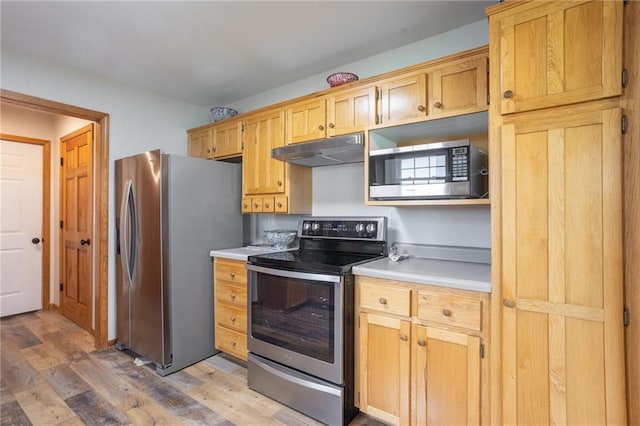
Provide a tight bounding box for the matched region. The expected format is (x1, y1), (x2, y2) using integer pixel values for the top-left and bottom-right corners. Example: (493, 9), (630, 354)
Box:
(0, 311), (386, 426)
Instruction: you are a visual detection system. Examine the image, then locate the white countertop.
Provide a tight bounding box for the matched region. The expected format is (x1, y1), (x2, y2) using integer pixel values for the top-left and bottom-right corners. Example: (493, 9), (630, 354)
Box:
(352, 256), (491, 293)
(209, 245), (286, 261)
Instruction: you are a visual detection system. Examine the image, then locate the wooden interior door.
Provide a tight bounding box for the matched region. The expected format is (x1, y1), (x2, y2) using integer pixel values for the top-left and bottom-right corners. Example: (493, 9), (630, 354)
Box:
(500, 105), (626, 425)
(60, 124), (93, 332)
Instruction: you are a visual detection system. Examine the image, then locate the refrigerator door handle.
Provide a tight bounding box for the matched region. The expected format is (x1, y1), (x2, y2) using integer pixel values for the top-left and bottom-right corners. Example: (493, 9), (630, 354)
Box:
(119, 179), (136, 286)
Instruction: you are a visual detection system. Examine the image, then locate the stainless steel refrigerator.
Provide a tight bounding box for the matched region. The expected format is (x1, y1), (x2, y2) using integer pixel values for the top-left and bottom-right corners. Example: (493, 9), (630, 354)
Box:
(115, 149), (242, 376)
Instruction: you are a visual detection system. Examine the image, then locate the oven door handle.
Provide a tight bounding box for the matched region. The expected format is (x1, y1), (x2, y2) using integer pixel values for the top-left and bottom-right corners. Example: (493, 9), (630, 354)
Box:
(246, 264), (341, 284)
(254, 356), (342, 397)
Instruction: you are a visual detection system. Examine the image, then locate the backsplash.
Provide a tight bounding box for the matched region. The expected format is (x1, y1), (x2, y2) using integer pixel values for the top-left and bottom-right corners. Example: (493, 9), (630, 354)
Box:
(248, 162), (491, 248)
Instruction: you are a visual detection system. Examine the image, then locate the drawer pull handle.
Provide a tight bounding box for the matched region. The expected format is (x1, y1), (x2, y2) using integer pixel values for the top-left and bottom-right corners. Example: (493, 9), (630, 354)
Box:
(378, 297), (388, 305)
(442, 309), (452, 317)
(230, 272), (236, 279)
(277, 202), (283, 208)
(231, 341), (236, 347)
(417, 339), (426, 347)
(230, 293), (236, 300)
(503, 90), (513, 99)
(230, 316), (236, 323)
(504, 299), (515, 308)
(264, 203), (270, 208)
(399, 334), (408, 341)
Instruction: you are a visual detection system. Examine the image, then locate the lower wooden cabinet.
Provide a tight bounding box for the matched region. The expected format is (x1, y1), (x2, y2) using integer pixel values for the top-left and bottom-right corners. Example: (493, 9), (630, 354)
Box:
(213, 258), (248, 361)
(356, 276), (489, 426)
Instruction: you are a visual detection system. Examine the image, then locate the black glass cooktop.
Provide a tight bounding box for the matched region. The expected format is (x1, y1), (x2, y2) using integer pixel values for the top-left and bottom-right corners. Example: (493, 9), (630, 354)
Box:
(248, 249), (383, 275)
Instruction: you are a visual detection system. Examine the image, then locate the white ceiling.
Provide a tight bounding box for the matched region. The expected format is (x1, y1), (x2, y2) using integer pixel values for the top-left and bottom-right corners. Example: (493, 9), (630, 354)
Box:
(1, 1), (494, 108)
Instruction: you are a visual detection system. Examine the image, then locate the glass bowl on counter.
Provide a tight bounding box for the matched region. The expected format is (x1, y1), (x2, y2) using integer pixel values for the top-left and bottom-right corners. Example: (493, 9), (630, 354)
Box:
(264, 229), (297, 250)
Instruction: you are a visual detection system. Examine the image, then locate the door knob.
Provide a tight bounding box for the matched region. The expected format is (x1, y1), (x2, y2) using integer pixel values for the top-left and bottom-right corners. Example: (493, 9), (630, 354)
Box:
(31, 237), (41, 244)
(80, 239), (91, 246)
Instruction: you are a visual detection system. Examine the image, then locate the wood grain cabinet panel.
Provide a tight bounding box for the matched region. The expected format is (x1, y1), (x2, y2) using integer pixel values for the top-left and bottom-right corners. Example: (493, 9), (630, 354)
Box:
(379, 72), (428, 125)
(498, 105), (626, 425)
(356, 276), (489, 425)
(187, 128), (213, 159)
(212, 118), (243, 159)
(214, 258), (248, 361)
(286, 98), (327, 144)
(327, 85), (378, 136)
(493, 0), (622, 114)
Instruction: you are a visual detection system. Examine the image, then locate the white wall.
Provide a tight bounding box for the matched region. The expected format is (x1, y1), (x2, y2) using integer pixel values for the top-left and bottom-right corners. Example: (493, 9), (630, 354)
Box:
(1, 18), (490, 339)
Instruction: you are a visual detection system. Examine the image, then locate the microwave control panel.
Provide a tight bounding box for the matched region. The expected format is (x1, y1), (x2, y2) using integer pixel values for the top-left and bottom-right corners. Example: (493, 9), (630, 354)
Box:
(451, 147), (469, 181)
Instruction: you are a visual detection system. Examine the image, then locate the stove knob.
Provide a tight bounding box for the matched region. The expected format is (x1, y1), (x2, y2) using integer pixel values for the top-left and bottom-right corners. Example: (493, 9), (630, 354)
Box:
(366, 223), (377, 234)
(355, 223), (365, 233)
(312, 222), (320, 232)
(303, 222), (311, 232)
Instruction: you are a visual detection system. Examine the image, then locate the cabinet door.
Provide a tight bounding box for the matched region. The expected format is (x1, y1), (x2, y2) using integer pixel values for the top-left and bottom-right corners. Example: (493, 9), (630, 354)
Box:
(212, 119), (243, 159)
(413, 324), (481, 426)
(187, 128), (213, 159)
(494, 0), (622, 114)
(327, 85), (378, 136)
(500, 106), (626, 425)
(286, 98), (327, 144)
(429, 55), (488, 119)
(243, 109), (286, 196)
(359, 312), (411, 426)
(379, 72), (427, 125)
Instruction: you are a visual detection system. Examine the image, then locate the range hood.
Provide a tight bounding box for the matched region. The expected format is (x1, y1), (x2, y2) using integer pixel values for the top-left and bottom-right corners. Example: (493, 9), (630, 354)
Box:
(271, 133), (364, 167)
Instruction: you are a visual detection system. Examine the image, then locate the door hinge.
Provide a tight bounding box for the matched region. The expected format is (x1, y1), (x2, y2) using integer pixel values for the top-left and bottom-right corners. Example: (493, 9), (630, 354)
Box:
(622, 115), (628, 134)
(624, 307), (630, 327)
(487, 93), (491, 105)
(60, 220), (64, 229)
(480, 343), (485, 358)
(60, 157), (64, 166)
(59, 283), (63, 292)
(622, 69), (629, 88)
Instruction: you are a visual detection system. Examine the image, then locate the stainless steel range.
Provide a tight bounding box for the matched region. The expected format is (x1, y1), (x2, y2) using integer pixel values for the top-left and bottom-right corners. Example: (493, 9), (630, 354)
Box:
(246, 216), (387, 426)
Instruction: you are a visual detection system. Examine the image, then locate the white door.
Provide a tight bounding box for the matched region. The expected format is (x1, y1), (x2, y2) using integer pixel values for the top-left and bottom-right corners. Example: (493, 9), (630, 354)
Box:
(0, 140), (43, 317)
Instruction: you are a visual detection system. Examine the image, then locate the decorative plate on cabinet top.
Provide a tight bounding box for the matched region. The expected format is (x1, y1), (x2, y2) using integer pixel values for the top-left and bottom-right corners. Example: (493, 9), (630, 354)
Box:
(326, 72), (359, 87)
(210, 106), (238, 122)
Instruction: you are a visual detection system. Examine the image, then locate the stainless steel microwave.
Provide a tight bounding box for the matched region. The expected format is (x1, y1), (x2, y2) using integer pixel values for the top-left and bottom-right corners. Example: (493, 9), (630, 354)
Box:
(368, 139), (487, 200)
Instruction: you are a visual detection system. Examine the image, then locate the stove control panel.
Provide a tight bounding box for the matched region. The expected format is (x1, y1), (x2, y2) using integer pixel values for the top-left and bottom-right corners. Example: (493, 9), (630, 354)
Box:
(299, 217), (386, 240)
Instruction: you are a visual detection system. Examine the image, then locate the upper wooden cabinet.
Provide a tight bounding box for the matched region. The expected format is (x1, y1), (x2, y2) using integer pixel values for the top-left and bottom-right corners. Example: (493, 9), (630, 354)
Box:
(211, 118), (243, 159)
(429, 55), (488, 119)
(242, 108), (311, 214)
(378, 71), (428, 125)
(286, 98), (327, 144)
(489, 0), (623, 115)
(187, 127), (213, 159)
(187, 118), (243, 161)
(327, 85), (378, 136)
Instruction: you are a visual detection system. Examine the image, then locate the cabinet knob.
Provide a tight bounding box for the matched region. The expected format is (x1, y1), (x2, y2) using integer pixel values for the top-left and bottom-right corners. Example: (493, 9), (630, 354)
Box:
(277, 181), (283, 187)
(243, 203), (249, 209)
(253, 203), (259, 208)
(264, 203), (270, 208)
(212, 147), (216, 152)
(206, 149), (211, 153)
(230, 316), (236, 323)
(442, 309), (452, 317)
(231, 341), (236, 347)
(504, 299), (516, 308)
(433, 101), (443, 109)
(318, 125), (325, 131)
(378, 297), (388, 305)
(503, 90), (514, 99)
(230, 271), (236, 279)
(417, 105), (426, 112)
(230, 293), (236, 300)
(328, 123), (335, 129)
(277, 202), (283, 208)
(417, 339), (426, 347)
(399, 334), (408, 341)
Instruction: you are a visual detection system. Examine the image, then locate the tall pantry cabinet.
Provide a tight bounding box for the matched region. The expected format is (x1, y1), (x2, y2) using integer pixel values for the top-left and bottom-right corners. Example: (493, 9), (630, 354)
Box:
(486, 1), (627, 425)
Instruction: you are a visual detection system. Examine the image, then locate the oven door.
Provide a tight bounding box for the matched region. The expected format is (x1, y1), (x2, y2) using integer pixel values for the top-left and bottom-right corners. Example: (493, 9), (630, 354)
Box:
(247, 264), (344, 385)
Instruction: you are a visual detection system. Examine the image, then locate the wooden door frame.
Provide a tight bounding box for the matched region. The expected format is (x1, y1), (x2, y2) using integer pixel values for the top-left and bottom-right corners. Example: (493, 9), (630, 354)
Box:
(1, 89), (110, 349)
(0, 133), (51, 312)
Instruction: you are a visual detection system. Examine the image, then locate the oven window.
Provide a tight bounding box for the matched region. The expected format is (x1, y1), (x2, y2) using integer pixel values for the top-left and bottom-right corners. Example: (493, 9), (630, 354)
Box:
(251, 272), (335, 363)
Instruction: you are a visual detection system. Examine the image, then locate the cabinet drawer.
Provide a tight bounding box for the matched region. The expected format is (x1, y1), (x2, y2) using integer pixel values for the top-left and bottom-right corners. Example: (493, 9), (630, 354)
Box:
(215, 259), (247, 284)
(216, 303), (247, 333)
(415, 291), (482, 332)
(216, 282), (247, 308)
(215, 326), (247, 361)
(360, 282), (411, 317)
